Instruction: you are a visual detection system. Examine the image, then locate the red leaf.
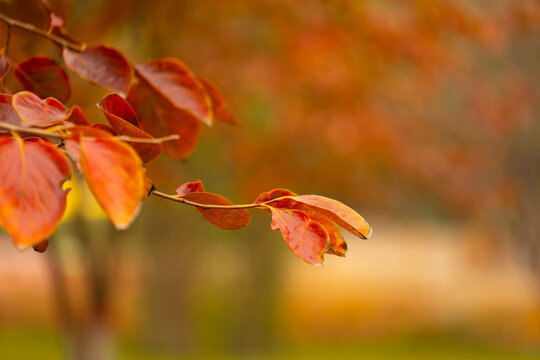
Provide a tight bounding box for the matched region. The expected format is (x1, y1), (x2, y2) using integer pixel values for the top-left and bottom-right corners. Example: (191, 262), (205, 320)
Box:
(255, 188), (298, 204)
(12, 91), (68, 127)
(175, 179), (204, 196)
(0, 55), (11, 80)
(0, 94), (22, 125)
(199, 78), (240, 125)
(265, 206), (329, 265)
(127, 76), (201, 160)
(65, 127), (145, 229)
(63, 105), (90, 126)
(98, 93), (161, 163)
(0, 136), (70, 247)
(181, 191), (251, 229)
(295, 205), (346, 256)
(14, 57), (71, 102)
(256, 189), (364, 256)
(134, 58), (212, 126)
(33, 238), (49, 253)
(289, 195), (372, 239)
(63, 46), (131, 95)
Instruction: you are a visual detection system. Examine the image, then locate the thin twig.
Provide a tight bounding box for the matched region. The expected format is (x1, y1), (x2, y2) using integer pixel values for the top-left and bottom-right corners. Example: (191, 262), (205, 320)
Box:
(152, 190), (279, 210)
(0, 12), (84, 52)
(0, 121), (180, 144)
(4, 23), (11, 56)
(115, 134), (179, 144)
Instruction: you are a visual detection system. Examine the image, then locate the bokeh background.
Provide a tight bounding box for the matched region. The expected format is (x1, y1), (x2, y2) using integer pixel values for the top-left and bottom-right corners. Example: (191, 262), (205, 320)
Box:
(0, 0), (539, 359)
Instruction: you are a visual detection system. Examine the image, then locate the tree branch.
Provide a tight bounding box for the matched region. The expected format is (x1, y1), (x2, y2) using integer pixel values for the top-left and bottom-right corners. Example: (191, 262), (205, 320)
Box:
(151, 190), (279, 210)
(0, 121), (180, 144)
(0, 12), (84, 52)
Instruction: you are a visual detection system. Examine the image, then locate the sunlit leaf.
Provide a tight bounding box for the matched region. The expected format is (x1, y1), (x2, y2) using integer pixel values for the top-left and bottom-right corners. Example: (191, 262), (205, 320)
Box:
(12, 91), (67, 127)
(175, 179), (204, 196)
(63, 46), (131, 95)
(288, 195), (372, 239)
(265, 206), (329, 265)
(63, 105), (90, 126)
(98, 93), (161, 163)
(14, 56), (71, 102)
(65, 127), (145, 229)
(256, 189), (362, 256)
(0, 94), (21, 125)
(255, 188), (298, 204)
(181, 191), (251, 229)
(175, 179), (249, 229)
(0, 135), (70, 247)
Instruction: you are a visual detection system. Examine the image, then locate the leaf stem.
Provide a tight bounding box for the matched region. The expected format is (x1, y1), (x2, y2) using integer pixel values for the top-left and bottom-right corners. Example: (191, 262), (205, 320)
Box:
(151, 190), (279, 210)
(0, 121), (180, 144)
(0, 12), (84, 52)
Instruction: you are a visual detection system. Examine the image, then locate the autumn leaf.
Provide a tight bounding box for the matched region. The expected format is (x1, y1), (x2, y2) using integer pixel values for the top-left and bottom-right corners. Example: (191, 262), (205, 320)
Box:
(255, 188), (298, 204)
(12, 91), (68, 127)
(175, 179), (204, 196)
(175, 180), (250, 229)
(65, 126), (145, 229)
(0, 55), (11, 80)
(0, 135), (70, 247)
(0, 94), (22, 125)
(264, 206), (329, 265)
(14, 56), (71, 102)
(198, 78), (239, 125)
(98, 93), (161, 163)
(256, 189), (367, 257)
(63, 105), (90, 126)
(127, 74), (201, 160)
(63, 46), (131, 95)
(134, 58), (212, 126)
(287, 195), (372, 239)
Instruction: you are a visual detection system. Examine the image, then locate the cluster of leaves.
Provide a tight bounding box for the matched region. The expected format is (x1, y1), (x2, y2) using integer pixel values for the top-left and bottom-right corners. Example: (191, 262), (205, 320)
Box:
(0, 1), (371, 265)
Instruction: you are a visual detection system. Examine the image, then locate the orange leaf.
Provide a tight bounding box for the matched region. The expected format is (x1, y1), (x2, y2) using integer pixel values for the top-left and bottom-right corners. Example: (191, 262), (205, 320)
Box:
(14, 57), (71, 102)
(0, 136), (70, 247)
(65, 127), (145, 229)
(98, 93), (161, 163)
(288, 195), (372, 239)
(127, 75), (201, 160)
(63, 46), (131, 95)
(180, 190), (250, 229)
(256, 189), (361, 256)
(265, 206), (329, 265)
(0, 55), (11, 80)
(12, 91), (68, 127)
(175, 179), (204, 196)
(198, 78), (240, 125)
(134, 58), (212, 126)
(255, 188), (298, 204)
(63, 105), (90, 126)
(0, 94), (22, 125)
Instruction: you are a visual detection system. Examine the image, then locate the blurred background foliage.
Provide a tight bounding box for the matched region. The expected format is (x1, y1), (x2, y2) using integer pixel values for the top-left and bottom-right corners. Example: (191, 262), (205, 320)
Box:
(0, 0), (539, 359)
